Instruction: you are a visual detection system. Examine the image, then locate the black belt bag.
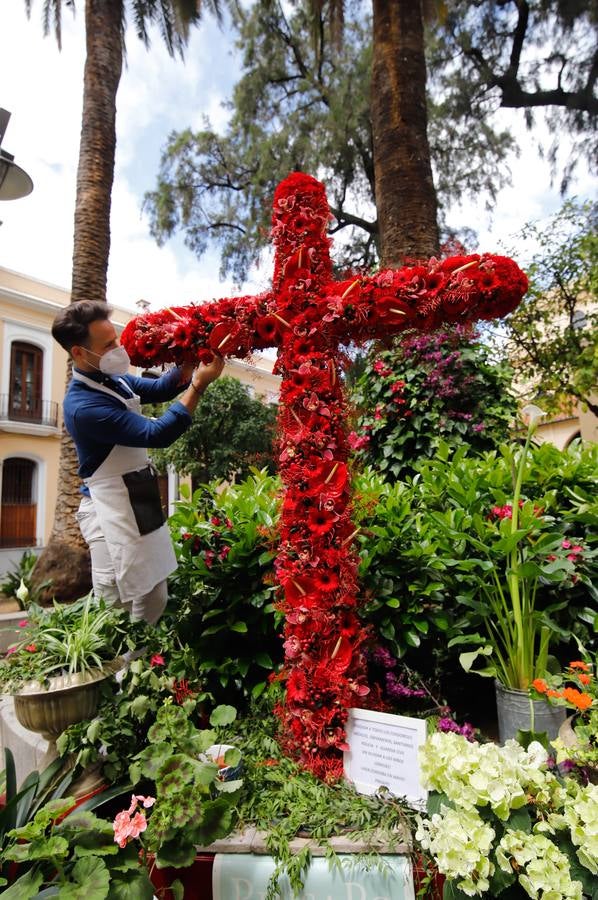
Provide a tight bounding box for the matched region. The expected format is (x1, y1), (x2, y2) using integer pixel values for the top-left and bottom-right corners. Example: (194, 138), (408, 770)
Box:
(122, 465), (165, 536)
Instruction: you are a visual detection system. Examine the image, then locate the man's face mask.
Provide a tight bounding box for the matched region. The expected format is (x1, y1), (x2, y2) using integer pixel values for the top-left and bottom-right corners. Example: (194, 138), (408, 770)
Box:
(84, 345), (131, 376)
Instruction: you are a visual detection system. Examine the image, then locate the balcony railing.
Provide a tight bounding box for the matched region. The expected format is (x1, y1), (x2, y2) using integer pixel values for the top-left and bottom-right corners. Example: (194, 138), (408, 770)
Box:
(0, 395), (59, 428)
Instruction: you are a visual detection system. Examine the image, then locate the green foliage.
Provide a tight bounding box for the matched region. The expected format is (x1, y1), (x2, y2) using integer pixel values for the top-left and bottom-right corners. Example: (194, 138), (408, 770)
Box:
(0, 750), (150, 899)
(148, 376), (277, 484)
(348, 326), (515, 481)
(415, 439), (598, 670)
(166, 469), (281, 704)
(501, 199), (598, 417)
(130, 701), (241, 866)
(144, 1), (513, 283)
(56, 624), (209, 782)
(164, 439), (597, 705)
(0, 595), (140, 692)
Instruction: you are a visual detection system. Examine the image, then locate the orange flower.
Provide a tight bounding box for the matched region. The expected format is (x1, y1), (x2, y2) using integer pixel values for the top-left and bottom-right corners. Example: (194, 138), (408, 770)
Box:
(546, 689), (563, 698)
(562, 687), (592, 711)
(532, 678), (548, 693)
(569, 660), (590, 672)
(578, 673), (591, 686)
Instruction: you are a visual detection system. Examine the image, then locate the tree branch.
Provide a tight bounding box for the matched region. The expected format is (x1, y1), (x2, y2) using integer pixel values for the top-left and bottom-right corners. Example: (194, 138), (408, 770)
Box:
(329, 205), (378, 234)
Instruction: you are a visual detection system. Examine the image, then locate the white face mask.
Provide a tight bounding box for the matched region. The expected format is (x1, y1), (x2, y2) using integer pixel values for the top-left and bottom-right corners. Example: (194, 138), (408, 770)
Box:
(85, 346), (131, 376)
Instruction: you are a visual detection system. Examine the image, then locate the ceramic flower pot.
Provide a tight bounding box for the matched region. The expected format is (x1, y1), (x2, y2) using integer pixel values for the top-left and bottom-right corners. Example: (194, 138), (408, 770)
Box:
(13, 658), (123, 766)
(495, 680), (566, 743)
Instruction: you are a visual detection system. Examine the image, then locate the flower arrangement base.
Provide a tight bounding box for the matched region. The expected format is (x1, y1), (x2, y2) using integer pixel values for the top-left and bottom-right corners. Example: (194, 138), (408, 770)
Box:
(495, 680), (566, 742)
(148, 831), (444, 900)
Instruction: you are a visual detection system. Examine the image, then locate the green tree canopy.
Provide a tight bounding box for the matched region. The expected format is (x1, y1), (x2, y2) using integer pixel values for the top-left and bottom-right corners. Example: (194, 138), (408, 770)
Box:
(144, 0), (513, 283)
(347, 326), (516, 481)
(429, 0), (598, 193)
(501, 199), (598, 417)
(149, 376), (278, 484)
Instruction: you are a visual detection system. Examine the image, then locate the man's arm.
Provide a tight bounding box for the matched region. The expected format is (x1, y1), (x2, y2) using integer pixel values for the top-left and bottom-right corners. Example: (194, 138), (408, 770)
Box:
(73, 356), (225, 449)
(126, 367), (191, 404)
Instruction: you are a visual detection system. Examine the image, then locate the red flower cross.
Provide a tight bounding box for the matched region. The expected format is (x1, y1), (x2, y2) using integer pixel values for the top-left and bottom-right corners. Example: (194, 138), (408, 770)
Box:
(122, 172), (528, 779)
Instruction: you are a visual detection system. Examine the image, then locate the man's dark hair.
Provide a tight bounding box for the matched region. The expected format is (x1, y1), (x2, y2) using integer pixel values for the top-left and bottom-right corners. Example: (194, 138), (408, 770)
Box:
(52, 300), (113, 352)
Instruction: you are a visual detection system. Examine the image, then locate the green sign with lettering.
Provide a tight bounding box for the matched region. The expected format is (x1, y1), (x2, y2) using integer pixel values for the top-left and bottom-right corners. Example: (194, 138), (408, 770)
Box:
(212, 853), (415, 900)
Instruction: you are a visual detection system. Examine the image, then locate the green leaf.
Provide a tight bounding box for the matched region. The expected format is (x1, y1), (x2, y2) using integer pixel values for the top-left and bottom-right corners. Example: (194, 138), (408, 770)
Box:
(209, 705), (237, 726)
(107, 869), (155, 900)
(459, 646), (494, 673)
(443, 880), (471, 899)
(254, 652), (273, 669)
(229, 622), (248, 633)
(57, 856), (110, 900)
(156, 840), (197, 869)
(507, 807), (532, 834)
(0, 867), (43, 899)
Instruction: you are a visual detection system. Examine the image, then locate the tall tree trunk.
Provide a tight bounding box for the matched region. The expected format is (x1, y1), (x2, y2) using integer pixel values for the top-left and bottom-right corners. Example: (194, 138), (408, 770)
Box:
(371, 0), (439, 265)
(32, 0), (124, 602)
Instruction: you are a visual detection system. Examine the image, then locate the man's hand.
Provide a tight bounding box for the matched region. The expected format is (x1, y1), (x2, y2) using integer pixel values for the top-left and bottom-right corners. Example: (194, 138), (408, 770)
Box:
(192, 353), (225, 391)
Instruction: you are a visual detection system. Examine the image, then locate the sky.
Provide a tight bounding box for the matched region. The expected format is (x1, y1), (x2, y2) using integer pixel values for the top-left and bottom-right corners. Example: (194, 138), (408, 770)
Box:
(1, 3), (596, 314)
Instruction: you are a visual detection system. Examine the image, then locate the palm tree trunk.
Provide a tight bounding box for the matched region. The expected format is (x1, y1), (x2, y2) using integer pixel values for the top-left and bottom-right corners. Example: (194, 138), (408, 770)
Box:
(371, 0), (439, 265)
(32, 0), (124, 602)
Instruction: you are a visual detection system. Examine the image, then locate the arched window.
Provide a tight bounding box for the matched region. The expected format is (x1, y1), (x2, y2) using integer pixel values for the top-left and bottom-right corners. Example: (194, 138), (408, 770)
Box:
(0, 457), (38, 548)
(9, 341), (43, 422)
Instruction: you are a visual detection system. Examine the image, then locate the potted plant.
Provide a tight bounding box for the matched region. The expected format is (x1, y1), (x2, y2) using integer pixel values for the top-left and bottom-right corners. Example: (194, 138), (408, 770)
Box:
(444, 405), (592, 740)
(0, 594), (138, 765)
(416, 730), (598, 898)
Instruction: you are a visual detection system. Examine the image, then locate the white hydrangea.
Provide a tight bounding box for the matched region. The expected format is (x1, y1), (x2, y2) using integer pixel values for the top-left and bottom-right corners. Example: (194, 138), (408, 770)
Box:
(496, 830), (583, 899)
(561, 782), (598, 875)
(419, 733), (553, 821)
(415, 804), (495, 897)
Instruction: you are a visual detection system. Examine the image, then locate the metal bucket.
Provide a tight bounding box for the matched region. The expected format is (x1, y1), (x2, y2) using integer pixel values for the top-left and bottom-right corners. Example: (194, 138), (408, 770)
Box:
(495, 680), (566, 743)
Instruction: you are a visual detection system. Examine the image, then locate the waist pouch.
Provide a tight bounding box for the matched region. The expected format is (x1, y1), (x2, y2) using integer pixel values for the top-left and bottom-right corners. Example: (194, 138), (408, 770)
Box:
(122, 466), (165, 536)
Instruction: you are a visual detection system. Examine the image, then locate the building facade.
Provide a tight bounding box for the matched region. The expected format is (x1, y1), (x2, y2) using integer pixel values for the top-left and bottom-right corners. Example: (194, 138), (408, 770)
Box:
(0, 268), (280, 576)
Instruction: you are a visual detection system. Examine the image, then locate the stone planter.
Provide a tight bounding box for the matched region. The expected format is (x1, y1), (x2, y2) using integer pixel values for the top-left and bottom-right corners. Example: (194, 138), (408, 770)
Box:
(13, 658), (123, 767)
(495, 680), (566, 743)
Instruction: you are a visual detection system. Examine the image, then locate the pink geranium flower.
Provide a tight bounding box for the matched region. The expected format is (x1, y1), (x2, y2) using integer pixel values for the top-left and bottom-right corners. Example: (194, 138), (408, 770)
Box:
(150, 654), (165, 668)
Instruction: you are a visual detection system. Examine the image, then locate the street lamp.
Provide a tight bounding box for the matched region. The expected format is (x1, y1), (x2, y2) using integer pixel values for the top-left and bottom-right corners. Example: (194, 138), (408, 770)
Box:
(0, 109), (33, 201)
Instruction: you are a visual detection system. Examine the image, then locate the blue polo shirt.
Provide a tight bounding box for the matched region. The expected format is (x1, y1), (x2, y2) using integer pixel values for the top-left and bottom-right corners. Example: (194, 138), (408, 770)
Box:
(64, 367), (192, 493)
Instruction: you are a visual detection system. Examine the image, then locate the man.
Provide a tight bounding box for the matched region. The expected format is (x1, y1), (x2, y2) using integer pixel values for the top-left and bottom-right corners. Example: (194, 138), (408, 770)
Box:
(52, 300), (224, 624)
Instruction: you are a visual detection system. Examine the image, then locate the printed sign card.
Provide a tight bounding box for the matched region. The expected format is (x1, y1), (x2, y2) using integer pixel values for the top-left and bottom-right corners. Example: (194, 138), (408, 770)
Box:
(343, 708), (427, 808)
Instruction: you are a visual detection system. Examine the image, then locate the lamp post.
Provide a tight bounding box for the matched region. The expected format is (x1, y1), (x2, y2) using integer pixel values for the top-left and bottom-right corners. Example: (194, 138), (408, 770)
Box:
(0, 109), (33, 201)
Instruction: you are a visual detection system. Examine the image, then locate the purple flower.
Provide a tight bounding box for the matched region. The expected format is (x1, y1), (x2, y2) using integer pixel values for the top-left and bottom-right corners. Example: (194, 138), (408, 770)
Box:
(371, 646), (396, 670)
(437, 716), (477, 742)
(386, 671), (426, 701)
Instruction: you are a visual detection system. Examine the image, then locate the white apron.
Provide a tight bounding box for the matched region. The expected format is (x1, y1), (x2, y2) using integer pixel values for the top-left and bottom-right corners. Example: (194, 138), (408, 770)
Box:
(72, 371), (177, 602)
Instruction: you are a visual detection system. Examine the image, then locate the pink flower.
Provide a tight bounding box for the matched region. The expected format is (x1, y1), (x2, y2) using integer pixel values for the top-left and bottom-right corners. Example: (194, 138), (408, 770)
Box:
(18, 620), (28, 628)
(136, 795), (155, 809)
(219, 546), (231, 560)
(150, 654), (165, 668)
(128, 812), (148, 839)
(225, 518), (233, 529)
(347, 431), (370, 451)
(6, 647), (17, 656)
(562, 540), (571, 549)
(113, 810), (134, 849)
(25, 644), (36, 652)
(211, 516), (221, 526)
